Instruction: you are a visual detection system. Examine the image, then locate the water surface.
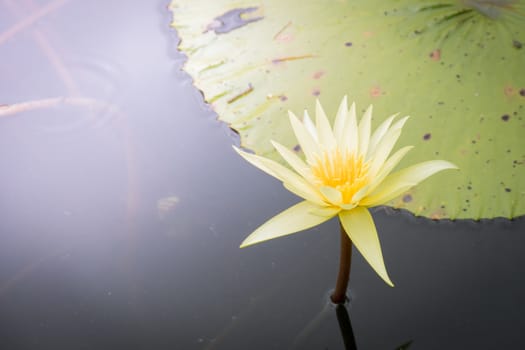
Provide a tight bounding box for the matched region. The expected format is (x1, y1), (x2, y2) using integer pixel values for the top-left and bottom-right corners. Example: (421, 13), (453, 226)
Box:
(0, 1), (524, 349)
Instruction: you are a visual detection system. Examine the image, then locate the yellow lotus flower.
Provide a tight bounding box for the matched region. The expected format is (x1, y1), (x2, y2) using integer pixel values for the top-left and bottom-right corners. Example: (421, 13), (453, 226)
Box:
(234, 96), (457, 286)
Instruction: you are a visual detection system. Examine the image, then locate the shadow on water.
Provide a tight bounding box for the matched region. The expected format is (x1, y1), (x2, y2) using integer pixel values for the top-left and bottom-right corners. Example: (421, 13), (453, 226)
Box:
(0, 0), (525, 349)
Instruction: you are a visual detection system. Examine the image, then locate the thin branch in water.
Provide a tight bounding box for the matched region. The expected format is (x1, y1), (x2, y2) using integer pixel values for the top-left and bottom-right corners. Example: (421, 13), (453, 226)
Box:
(0, 0), (70, 46)
(3, 0), (80, 95)
(0, 97), (119, 119)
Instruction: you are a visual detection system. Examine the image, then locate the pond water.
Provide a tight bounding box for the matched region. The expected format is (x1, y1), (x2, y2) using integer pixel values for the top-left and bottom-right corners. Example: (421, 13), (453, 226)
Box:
(1, 1), (524, 349)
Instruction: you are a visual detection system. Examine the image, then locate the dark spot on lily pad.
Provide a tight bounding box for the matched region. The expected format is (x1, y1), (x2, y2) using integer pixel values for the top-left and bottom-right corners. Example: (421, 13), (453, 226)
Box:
(402, 194), (413, 203)
(505, 188), (512, 193)
(345, 42), (352, 47)
(504, 86), (514, 96)
(429, 49), (441, 61)
(513, 40), (523, 49)
(312, 71), (325, 79)
(206, 7), (263, 34)
(520, 89), (525, 97)
(501, 114), (510, 121)
(423, 133), (431, 140)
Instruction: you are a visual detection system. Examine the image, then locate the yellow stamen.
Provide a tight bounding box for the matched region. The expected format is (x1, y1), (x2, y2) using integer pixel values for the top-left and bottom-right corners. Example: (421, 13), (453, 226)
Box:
(311, 150), (370, 204)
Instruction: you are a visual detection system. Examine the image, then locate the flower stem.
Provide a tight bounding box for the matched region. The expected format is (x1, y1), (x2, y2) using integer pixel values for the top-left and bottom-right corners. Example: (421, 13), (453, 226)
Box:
(331, 222), (352, 304)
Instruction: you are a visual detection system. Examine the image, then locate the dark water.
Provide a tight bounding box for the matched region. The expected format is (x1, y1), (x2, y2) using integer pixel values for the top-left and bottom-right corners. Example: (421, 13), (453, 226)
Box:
(1, 1), (524, 349)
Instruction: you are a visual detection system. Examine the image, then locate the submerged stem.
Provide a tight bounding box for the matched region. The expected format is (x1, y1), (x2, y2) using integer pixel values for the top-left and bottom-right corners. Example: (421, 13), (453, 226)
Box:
(331, 222), (352, 304)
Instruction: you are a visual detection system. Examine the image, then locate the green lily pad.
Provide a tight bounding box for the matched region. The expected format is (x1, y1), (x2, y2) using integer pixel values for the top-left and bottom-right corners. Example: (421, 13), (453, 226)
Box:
(170, 0), (525, 219)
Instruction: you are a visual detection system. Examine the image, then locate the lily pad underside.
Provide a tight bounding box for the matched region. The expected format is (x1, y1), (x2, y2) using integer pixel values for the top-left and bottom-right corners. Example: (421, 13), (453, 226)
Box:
(170, 0), (525, 220)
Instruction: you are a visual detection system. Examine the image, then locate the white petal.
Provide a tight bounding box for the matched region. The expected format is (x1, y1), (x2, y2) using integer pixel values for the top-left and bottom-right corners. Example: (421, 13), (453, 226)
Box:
(364, 145), (413, 196)
(368, 113), (398, 156)
(361, 160), (458, 206)
(390, 116), (409, 132)
(362, 115), (410, 187)
(333, 96), (348, 145)
(315, 99), (336, 150)
(341, 102), (358, 155)
(289, 111), (319, 164)
(367, 116), (410, 175)
(368, 128), (402, 175)
(302, 110), (318, 142)
(320, 186), (343, 205)
(240, 201), (336, 247)
(339, 207), (394, 286)
(358, 105), (373, 157)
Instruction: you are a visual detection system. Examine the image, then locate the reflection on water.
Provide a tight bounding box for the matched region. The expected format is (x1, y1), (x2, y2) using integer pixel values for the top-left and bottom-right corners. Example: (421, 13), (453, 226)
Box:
(335, 304), (413, 350)
(1, 0), (525, 349)
(335, 304), (358, 350)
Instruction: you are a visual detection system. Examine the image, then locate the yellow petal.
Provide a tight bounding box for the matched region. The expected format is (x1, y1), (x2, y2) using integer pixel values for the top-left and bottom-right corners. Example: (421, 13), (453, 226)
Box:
(283, 182), (325, 206)
(271, 140), (313, 181)
(340, 202), (357, 210)
(240, 201), (336, 247)
(319, 186), (343, 205)
(234, 146), (322, 203)
(361, 160), (458, 206)
(358, 105), (372, 157)
(367, 113), (398, 156)
(233, 146), (282, 179)
(315, 99), (336, 150)
(339, 208), (394, 287)
(289, 111), (319, 164)
(350, 184), (370, 204)
(309, 205), (341, 217)
(333, 96), (348, 145)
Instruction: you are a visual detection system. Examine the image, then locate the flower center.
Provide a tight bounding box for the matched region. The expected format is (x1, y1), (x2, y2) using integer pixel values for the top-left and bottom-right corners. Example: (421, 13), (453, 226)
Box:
(311, 150), (370, 203)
